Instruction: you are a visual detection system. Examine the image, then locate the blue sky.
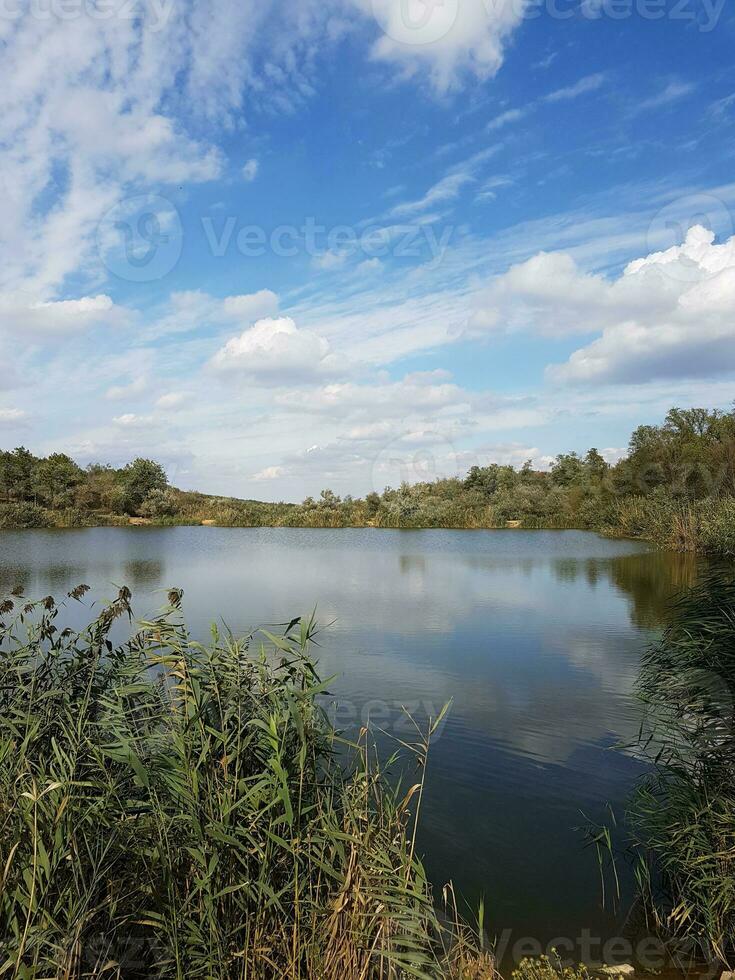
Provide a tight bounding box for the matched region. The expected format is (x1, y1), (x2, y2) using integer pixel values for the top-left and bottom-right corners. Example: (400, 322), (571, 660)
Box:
(2, 0), (735, 499)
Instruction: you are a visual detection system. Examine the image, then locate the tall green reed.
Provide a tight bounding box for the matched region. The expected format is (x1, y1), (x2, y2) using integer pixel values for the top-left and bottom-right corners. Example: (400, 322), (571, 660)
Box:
(0, 587), (489, 979)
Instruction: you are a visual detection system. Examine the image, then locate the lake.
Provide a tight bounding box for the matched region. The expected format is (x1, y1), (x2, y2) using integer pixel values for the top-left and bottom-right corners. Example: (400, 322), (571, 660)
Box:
(0, 526), (702, 960)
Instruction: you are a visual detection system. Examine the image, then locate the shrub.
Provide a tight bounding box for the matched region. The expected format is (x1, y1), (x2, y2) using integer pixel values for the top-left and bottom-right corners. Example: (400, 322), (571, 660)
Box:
(0, 502), (51, 528)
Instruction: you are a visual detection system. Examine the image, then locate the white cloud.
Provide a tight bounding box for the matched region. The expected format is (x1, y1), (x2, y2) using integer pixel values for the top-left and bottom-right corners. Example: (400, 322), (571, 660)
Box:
(543, 73), (606, 103)
(635, 80), (695, 113)
(210, 316), (343, 384)
(0, 2), (395, 300)
(0, 293), (126, 337)
(362, 0), (528, 94)
(389, 171), (474, 217)
(253, 465), (287, 480)
(356, 257), (384, 275)
(465, 251), (613, 336)
(144, 289), (279, 340)
(276, 370), (469, 418)
(106, 377), (149, 401)
(156, 392), (187, 410)
(242, 158), (259, 181)
(468, 224), (735, 384)
(486, 107), (528, 131)
(112, 413), (155, 428)
(313, 250), (349, 271)
(221, 290), (279, 321)
(0, 408), (28, 427)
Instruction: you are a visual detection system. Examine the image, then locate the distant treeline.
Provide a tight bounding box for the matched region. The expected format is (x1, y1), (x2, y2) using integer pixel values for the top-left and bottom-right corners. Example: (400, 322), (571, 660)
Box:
(2, 406), (735, 555)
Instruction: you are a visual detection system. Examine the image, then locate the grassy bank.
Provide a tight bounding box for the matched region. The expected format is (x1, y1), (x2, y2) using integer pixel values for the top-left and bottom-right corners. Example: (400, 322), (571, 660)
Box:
(0, 587), (489, 979)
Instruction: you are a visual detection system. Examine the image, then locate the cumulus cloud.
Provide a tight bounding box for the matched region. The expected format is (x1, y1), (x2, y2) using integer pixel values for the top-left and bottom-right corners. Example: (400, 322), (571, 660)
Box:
(465, 252), (614, 336)
(550, 226), (735, 383)
(210, 316), (344, 384)
(467, 224), (735, 384)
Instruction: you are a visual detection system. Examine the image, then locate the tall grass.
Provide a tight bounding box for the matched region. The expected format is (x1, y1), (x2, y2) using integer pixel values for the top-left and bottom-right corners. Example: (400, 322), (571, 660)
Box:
(609, 494), (735, 556)
(628, 571), (735, 968)
(0, 587), (490, 979)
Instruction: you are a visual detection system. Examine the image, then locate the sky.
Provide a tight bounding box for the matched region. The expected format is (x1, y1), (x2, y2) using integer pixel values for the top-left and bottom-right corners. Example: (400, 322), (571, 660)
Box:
(2, 0), (735, 500)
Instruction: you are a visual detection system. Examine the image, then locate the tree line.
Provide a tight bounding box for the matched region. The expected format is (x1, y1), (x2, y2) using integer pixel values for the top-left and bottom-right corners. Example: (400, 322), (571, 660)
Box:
(1, 406), (734, 553)
(0, 451), (176, 525)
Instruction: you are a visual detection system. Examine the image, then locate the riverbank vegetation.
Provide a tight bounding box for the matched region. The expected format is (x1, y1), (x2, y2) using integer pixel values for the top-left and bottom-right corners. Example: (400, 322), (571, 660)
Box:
(0, 588), (490, 979)
(626, 570), (735, 970)
(1, 405), (734, 555)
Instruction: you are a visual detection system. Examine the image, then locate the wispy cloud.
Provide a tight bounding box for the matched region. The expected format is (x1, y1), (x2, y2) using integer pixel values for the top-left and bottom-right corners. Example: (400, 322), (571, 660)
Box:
(543, 73), (607, 103)
(487, 107), (530, 131)
(634, 80), (695, 113)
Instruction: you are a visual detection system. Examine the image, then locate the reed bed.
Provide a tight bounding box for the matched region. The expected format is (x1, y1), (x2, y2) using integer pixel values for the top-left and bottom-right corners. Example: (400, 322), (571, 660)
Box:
(628, 571), (735, 968)
(0, 587), (490, 979)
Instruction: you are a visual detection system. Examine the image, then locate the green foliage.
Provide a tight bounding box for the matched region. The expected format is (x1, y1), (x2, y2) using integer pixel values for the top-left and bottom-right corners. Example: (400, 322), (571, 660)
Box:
(138, 487), (179, 518)
(33, 452), (84, 508)
(120, 458), (169, 514)
(0, 447), (36, 501)
(0, 589), (487, 979)
(0, 502), (51, 528)
(628, 572), (735, 967)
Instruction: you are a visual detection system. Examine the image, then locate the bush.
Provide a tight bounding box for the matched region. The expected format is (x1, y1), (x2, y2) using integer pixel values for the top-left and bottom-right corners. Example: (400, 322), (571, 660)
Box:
(0, 502), (51, 528)
(138, 488), (179, 519)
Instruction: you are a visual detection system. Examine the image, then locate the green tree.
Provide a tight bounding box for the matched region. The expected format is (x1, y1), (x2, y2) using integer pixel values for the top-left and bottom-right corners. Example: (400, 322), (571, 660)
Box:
(550, 452), (584, 487)
(120, 458), (169, 514)
(0, 447), (37, 502)
(76, 464), (119, 512)
(34, 453), (84, 509)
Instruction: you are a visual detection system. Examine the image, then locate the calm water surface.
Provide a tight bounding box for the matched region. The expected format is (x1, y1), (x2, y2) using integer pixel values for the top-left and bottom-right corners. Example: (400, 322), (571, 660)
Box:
(0, 526), (702, 952)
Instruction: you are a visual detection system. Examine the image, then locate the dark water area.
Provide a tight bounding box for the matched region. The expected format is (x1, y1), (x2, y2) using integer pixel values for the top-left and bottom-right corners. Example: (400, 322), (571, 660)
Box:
(0, 526), (706, 960)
